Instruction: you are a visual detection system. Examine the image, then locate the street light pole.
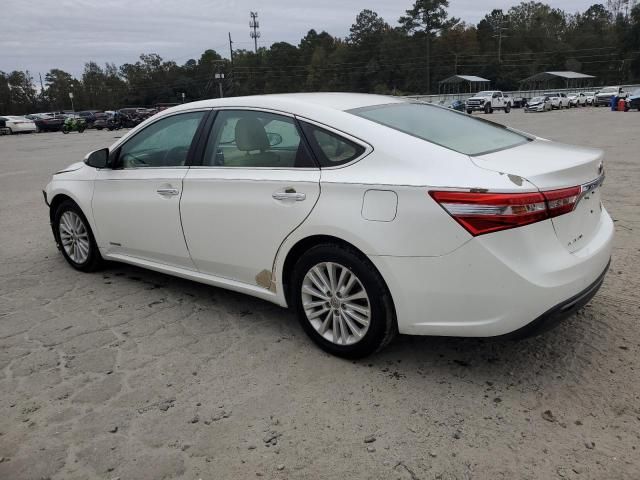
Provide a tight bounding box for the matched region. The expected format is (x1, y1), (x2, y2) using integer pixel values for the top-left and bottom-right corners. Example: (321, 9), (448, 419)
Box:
(68, 91), (75, 112)
(215, 73), (225, 98)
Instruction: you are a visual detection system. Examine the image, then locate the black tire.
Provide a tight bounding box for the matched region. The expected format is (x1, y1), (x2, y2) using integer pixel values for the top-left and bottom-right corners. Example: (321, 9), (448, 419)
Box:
(291, 243), (396, 358)
(504, 103), (511, 113)
(484, 104), (491, 114)
(79, 126), (86, 133)
(466, 109), (472, 115)
(52, 200), (103, 272)
(62, 126), (69, 134)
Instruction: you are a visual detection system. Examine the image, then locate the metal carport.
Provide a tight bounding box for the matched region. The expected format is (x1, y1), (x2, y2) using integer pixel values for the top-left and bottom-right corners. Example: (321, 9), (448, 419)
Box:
(519, 71), (596, 90)
(438, 75), (491, 94)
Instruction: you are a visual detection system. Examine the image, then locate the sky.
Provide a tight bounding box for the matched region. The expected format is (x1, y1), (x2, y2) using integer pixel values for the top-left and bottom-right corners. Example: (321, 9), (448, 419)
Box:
(2, 0), (598, 78)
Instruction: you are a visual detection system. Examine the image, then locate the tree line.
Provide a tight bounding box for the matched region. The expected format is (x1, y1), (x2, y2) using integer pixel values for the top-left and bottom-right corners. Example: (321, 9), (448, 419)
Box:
(2, 0), (640, 114)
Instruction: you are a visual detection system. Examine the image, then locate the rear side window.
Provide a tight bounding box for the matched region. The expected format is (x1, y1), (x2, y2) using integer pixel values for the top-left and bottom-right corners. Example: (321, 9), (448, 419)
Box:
(349, 102), (529, 156)
(300, 122), (365, 167)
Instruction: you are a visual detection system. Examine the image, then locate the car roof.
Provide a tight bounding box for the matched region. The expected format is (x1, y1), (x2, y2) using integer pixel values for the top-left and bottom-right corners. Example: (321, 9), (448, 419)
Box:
(166, 92), (406, 116)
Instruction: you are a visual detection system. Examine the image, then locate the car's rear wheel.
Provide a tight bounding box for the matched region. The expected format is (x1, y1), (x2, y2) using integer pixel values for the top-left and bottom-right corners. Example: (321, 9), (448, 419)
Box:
(504, 104), (511, 113)
(53, 200), (103, 272)
(291, 244), (396, 358)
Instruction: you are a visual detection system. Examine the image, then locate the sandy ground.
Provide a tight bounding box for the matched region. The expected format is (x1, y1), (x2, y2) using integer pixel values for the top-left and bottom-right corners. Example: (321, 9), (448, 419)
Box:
(0, 107), (638, 480)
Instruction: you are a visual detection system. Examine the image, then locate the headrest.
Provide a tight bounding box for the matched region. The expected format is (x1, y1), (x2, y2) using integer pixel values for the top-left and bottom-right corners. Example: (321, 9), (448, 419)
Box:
(235, 117), (269, 152)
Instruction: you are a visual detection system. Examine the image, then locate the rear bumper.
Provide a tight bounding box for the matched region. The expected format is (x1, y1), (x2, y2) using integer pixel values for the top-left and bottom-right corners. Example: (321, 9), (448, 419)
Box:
(502, 259), (609, 339)
(369, 208), (614, 337)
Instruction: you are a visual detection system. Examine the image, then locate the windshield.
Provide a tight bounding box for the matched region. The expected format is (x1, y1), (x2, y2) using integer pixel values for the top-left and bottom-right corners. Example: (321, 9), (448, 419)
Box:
(632, 89), (640, 96)
(600, 87), (618, 93)
(530, 97), (545, 102)
(349, 102), (529, 156)
(475, 91), (493, 97)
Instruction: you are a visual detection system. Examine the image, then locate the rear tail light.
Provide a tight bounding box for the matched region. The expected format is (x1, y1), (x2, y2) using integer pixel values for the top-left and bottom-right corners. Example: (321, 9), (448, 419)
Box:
(429, 186), (581, 236)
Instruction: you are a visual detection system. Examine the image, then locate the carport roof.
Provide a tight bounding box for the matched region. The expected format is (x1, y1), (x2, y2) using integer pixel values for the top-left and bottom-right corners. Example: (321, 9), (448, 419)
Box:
(521, 71), (595, 82)
(439, 75), (491, 84)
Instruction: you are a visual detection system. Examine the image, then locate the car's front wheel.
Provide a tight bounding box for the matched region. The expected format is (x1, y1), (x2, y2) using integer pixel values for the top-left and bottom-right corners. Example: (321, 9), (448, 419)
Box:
(291, 244), (396, 358)
(53, 200), (103, 272)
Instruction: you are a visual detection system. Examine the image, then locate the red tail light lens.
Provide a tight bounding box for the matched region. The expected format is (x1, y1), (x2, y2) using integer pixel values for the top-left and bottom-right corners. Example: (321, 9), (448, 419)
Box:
(542, 186), (581, 218)
(429, 186), (581, 236)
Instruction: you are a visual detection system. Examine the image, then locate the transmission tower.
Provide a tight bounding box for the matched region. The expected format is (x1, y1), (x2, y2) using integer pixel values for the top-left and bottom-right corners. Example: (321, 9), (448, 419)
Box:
(249, 11), (260, 54)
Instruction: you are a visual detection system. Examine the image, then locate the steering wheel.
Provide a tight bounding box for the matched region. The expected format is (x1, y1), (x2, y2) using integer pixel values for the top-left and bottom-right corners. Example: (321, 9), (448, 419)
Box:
(162, 145), (189, 166)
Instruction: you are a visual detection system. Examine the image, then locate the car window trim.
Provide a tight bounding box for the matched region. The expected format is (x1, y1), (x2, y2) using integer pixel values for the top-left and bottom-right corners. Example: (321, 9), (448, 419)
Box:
(191, 108), (320, 170)
(109, 109), (210, 170)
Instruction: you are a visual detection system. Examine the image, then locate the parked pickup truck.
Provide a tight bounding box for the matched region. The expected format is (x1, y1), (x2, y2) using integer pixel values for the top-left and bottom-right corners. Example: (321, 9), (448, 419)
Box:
(594, 86), (628, 107)
(465, 91), (512, 114)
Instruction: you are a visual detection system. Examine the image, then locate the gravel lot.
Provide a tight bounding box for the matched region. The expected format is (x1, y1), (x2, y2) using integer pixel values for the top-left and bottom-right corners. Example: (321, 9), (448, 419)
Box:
(0, 107), (638, 480)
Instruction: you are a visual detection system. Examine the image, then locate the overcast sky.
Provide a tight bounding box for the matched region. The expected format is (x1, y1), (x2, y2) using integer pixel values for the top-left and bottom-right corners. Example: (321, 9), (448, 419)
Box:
(2, 0), (597, 77)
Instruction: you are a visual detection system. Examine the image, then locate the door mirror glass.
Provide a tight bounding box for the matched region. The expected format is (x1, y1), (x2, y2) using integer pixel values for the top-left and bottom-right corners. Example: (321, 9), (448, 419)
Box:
(85, 148), (109, 168)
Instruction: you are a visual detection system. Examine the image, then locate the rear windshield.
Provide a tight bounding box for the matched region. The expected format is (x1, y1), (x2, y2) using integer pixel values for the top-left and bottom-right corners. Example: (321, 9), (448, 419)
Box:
(349, 102), (529, 156)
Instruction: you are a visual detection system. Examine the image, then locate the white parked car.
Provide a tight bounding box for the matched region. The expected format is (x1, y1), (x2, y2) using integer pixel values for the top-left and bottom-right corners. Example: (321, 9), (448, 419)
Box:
(43, 93), (613, 357)
(543, 92), (570, 109)
(568, 92), (588, 107)
(584, 91), (597, 105)
(1, 115), (37, 133)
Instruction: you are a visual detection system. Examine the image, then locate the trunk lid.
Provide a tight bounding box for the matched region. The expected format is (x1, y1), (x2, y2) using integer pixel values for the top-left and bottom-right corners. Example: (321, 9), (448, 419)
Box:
(470, 139), (605, 253)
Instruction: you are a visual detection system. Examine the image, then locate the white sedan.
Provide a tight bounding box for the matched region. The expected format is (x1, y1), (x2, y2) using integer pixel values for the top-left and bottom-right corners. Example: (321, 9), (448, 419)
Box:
(43, 93), (613, 357)
(2, 115), (37, 133)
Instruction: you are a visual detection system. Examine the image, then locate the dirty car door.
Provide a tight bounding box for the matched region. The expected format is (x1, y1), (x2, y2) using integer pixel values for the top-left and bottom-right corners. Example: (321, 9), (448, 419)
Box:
(180, 109), (320, 288)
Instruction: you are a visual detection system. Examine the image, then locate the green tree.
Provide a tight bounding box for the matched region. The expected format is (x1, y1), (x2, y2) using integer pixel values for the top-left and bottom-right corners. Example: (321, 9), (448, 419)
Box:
(399, 0), (459, 93)
(44, 69), (74, 110)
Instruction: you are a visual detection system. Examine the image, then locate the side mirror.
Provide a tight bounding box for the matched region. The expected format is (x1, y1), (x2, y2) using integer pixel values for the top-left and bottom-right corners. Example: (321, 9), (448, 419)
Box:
(266, 132), (283, 147)
(85, 148), (109, 168)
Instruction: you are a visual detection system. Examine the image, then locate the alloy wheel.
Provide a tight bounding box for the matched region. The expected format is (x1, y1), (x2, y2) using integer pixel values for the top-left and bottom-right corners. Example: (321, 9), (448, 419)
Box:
(301, 262), (371, 345)
(59, 211), (90, 264)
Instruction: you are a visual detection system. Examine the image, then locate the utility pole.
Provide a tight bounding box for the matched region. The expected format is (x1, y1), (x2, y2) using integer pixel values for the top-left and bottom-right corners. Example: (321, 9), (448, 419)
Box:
(38, 73), (45, 106)
(493, 23), (508, 64)
(426, 34), (431, 94)
(215, 73), (225, 98)
(228, 32), (234, 96)
(249, 11), (260, 54)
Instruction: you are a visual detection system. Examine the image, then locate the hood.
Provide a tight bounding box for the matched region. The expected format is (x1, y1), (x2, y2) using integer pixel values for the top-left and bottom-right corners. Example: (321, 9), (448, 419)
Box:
(467, 96), (490, 101)
(54, 161), (85, 175)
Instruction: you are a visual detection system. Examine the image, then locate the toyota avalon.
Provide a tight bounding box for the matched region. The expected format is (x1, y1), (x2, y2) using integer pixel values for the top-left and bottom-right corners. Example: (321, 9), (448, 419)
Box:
(43, 93), (613, 358)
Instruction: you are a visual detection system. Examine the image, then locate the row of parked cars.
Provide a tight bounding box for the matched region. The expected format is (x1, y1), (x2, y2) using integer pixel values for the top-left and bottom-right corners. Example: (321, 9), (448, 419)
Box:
(446, 86), (640, 114)
(525, 86), (640, 112)
(0, 107), (160, 135)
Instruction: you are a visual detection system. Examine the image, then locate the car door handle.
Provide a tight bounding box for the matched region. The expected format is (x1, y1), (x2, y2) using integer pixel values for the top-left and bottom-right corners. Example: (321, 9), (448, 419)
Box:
(157, 188), (180, 197)
(272, 191), (306, 201)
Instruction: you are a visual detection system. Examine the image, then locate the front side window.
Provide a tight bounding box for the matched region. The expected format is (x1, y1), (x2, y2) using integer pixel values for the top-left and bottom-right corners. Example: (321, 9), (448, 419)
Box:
(202, 110), (315, 168)
(350, 102), (529, 156)
(117, 111), (205, 168)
